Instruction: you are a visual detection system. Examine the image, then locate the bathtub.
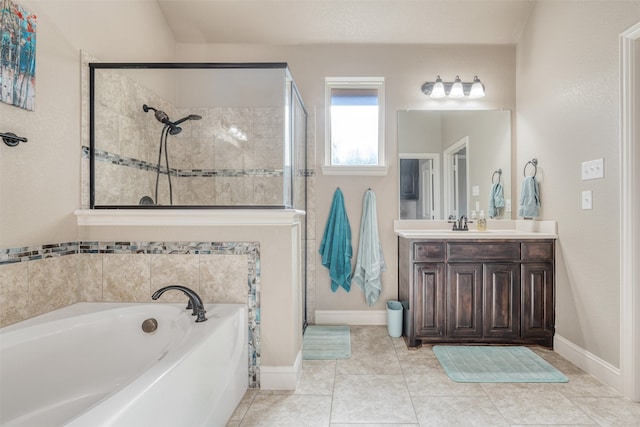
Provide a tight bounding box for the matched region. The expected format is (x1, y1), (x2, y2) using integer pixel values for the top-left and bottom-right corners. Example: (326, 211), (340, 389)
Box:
(0, 302), (248, 427)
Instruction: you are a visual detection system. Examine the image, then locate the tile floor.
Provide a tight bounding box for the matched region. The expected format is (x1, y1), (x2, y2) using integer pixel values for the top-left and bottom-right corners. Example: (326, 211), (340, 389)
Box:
(227, 326), (640, 426)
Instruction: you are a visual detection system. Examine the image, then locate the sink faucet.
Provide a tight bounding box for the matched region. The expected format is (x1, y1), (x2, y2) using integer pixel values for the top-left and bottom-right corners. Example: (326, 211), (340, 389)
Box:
(448, 215), (470, 231)
(151, 285), (207, 322)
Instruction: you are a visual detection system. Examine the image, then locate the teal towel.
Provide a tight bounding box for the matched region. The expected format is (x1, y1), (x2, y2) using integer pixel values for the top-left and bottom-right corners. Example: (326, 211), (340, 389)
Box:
(488, 183), (505, 218)
(352, 189), (387, 306)
(518, 176), (540, 218)
(319, 188), (353, 292)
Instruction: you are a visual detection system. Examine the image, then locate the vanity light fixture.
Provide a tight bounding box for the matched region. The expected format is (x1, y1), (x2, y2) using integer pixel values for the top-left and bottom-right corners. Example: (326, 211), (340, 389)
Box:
(421, 75), (485, 99)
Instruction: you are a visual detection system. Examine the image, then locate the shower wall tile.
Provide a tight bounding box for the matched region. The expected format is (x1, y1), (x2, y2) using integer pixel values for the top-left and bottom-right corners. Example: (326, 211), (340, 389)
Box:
(150, 254), (200, 301)
(253, 107), (283, 139)
(200, 254), (249, 304)
(102, 254), (151, 302)
(0, 262), (29, 327)
(190, 177), (216, 205)
(94, 105), (120, 153)
(29, 256), (79, 318)
(253, 177), (284, 206)
(78, 253), (103, 302)
(119, 115), (147, 161)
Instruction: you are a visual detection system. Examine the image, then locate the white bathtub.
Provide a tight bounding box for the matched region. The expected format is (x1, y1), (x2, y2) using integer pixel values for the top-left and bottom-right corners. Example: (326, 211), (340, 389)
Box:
(0, 302), (248, 427)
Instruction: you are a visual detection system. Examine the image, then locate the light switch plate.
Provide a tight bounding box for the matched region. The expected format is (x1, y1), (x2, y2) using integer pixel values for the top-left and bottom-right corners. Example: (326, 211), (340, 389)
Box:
(582, 190), (593, 210)
(581, 158), (604, 180)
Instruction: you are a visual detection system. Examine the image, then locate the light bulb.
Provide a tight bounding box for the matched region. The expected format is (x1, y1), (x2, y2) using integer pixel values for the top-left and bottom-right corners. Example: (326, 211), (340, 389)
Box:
(469, 76), (485, 98)
(449, 75), (464, 98)
(431, 76), (446, 98)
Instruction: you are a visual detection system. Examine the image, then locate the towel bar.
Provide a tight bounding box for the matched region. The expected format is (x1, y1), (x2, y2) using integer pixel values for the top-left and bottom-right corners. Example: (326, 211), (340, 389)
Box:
(523, 158), (538, 177)
(492, 169), (502, 184)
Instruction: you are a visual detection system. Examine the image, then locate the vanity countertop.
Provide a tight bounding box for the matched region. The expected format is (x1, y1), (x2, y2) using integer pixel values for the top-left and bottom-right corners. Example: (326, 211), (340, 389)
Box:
(394, 219), (558, 240)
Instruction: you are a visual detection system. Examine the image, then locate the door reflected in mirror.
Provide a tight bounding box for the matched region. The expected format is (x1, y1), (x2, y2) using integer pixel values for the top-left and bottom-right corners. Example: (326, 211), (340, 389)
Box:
(398, 110), (511, 220)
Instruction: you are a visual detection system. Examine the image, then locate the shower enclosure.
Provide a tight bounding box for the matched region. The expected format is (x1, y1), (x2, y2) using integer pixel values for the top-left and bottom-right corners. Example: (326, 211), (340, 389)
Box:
(88, 62), (309, 329)
(89, 63), (307, 211)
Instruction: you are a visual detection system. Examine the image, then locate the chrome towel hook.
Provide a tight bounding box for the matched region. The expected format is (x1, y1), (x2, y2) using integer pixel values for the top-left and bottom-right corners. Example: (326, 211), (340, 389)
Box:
(1, 132), (28, 147)
(523, 158), (538, 178)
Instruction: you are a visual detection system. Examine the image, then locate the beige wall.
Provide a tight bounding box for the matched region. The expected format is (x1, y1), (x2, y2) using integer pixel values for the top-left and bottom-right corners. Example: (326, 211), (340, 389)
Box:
(516, 1), (640, 368)
(175, 43), (516, 314)
(0, 0), (175, 248)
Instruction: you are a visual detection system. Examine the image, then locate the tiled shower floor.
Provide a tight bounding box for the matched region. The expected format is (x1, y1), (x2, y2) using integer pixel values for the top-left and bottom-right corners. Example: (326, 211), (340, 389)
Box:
(227, 326), (640, 426)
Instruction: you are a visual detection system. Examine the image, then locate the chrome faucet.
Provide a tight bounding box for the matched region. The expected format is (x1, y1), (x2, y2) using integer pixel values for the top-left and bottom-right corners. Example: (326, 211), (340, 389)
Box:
(448, 215), (470, 231)
(151, 285), (207, 322)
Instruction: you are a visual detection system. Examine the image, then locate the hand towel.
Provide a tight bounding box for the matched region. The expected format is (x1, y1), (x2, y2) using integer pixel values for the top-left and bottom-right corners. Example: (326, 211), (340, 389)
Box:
(352, 189), (387, 306)
(319, 188), (353, 292)
(517, 176), (540, 218)
(488, 182), (505, 219)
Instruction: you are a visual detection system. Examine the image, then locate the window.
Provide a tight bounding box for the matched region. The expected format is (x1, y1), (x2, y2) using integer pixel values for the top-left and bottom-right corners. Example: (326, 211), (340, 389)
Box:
(323, 78), (387, 175)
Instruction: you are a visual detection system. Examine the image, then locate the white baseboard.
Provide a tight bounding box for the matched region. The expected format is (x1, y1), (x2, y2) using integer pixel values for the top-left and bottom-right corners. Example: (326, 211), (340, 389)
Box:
(259, 351), (302, 390)
(554, 334), (622, 393)
(315, 310), (387, 325)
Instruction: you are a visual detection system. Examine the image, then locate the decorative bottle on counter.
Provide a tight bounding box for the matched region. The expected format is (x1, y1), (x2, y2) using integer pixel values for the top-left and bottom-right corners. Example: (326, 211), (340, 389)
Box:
(477, 210), (487, 231)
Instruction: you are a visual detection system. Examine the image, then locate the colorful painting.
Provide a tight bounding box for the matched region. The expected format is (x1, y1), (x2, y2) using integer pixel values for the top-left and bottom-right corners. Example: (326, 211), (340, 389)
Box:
(0, 0), (36, 111)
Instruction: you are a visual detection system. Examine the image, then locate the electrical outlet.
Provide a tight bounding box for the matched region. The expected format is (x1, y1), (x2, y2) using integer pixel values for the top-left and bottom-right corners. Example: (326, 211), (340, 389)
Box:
(505, 199), (512, 213)
(582, 190), (593, 210)
(581, 158), (604, 180)
(472, 185), (480, 196)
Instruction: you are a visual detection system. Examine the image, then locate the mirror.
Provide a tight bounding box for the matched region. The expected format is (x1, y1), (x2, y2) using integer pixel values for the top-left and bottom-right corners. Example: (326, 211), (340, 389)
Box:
(398, 110), (511, 220)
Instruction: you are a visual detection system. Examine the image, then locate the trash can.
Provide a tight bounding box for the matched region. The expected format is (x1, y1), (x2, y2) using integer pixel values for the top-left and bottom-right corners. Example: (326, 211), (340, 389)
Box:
(386, 300), (403, 338)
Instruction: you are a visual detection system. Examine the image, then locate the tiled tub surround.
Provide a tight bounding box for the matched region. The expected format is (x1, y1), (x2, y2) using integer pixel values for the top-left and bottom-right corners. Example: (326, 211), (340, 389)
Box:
(92, 68), (288, 207)
(0, 241), (261, 387)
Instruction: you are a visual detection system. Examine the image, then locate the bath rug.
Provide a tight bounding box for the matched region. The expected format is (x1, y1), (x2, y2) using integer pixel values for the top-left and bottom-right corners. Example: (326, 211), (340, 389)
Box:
(303, 325), (351, 360)
(433, 345), (568, 383)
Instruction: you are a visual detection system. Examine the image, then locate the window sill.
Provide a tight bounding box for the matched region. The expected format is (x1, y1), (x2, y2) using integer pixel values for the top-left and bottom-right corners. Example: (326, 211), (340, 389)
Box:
(321, 165), (389, 176)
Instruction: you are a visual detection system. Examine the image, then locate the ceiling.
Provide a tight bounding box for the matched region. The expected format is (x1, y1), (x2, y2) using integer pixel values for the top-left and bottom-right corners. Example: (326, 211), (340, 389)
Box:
(156, 0), (536, 45)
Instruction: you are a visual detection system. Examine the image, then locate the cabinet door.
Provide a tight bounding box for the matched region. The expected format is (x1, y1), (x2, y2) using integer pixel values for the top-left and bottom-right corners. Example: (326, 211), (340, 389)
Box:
(483, 263), (520, 338)
(447, 263), (483, 338)
(522, 263), (554, 340)
(414, 263), (445, 338)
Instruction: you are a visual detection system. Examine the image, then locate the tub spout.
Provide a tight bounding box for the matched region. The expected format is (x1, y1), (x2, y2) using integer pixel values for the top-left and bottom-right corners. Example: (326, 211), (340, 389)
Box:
(151, 285), (207, 322)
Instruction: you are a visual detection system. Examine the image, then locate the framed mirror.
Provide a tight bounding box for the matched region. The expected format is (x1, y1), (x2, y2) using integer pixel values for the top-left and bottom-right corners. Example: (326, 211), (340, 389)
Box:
(398, 110), (511, 220)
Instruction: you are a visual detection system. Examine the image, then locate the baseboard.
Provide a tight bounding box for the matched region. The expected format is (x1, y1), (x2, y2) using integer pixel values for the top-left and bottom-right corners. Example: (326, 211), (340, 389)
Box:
(315, 310), (387, 325)
(259, 350), (302, 390)
(554, 334), (622, 393)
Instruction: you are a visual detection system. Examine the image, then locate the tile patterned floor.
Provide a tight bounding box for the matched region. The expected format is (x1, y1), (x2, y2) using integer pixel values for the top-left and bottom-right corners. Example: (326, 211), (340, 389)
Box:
(227, 326), (640, 426)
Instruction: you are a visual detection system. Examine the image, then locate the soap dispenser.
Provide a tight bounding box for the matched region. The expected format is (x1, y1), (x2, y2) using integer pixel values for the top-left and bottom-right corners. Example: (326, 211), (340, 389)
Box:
(477, 210), (487, 231)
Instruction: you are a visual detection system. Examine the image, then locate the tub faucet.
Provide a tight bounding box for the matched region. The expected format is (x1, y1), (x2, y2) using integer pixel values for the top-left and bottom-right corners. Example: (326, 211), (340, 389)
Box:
(151, 285), (207, 322)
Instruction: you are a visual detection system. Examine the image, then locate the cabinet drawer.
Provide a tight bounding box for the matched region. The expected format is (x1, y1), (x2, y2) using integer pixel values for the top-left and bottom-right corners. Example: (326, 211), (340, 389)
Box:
(414, 242), (445, 262)
(522, 242), (554, 261)
(447, 242), (520, 262)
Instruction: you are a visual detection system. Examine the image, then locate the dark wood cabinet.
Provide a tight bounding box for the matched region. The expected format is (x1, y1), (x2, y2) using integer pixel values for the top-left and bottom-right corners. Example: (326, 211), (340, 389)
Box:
(399, 237), (555, 348)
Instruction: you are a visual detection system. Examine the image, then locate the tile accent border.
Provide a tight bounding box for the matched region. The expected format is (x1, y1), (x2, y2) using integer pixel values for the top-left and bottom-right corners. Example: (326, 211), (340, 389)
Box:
(0, 240), (261, 388)
(84, 146), (285, 178)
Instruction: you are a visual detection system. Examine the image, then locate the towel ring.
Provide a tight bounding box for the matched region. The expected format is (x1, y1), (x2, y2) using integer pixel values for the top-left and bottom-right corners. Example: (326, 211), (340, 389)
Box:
(492, 169), (502, 184)
(523, 158), (538, 178)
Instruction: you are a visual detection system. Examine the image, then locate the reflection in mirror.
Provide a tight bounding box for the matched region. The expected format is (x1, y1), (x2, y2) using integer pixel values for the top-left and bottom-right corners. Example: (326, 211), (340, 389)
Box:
(398, 110), (511, 220)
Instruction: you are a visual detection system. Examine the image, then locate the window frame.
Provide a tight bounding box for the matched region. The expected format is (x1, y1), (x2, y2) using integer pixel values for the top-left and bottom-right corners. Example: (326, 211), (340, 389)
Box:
(322, 77), (388, 176)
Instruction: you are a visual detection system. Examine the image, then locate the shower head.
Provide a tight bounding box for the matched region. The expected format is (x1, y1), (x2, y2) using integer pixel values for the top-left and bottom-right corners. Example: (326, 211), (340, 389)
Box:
(172, 114), (202, 126)
(143, 104), (170, 124)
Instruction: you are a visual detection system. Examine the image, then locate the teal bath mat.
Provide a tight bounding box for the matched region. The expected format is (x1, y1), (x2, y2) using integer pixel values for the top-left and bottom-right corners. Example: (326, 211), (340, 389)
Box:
(433, 345), (569, 383)
(303, 326), (351, 360)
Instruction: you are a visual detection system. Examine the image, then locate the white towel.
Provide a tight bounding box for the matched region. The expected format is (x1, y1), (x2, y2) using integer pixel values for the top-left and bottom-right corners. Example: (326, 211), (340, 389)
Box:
(352, 189), (386, 306)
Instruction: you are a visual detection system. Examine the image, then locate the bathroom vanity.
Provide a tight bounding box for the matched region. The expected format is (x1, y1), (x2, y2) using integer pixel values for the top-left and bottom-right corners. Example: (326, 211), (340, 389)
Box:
(396, 226), (557, 348)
